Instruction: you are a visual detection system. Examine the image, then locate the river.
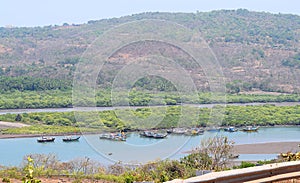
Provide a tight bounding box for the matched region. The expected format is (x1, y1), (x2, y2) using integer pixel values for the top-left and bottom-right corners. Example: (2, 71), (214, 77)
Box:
(1, 103), (300, 166)
(0, 127), (299, 166)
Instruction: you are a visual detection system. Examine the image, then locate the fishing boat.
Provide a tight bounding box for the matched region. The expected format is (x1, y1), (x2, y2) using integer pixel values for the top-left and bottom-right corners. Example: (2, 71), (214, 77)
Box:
(62, 136), (80, 142)
(37, 136), (55, 143)
(224, 127), (238, 132)
(242, 126), (259, 132)
(140, 131), (155, 137)
(185, 128), (204, 136)
(152, 133), (168, 139)
(99, 132), (126, 141)
(140, 131), (168, 139)
(170, 128), (188, 135)
(229, 154), (240, 159)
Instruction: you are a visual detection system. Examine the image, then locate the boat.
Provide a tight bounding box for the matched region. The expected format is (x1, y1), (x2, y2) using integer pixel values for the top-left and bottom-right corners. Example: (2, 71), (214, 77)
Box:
(140, 131), (168, 139)
(229, 154), (240, 159)
(140, 131), (155, 137)
(170, 128), (188, 135)
(62, 136), (80, 142)
(99, 132), (126, 141)
(242, 126), (259, 132)
(185, 128), (204, 136)
(37, 136), (55, 143)
(224, 127), (238, 132)
(152, 133), (168, 139)
(167, 127), (204, 136)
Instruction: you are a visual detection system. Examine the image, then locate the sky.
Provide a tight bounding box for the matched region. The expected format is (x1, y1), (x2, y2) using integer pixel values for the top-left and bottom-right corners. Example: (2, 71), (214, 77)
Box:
(1, 0), (300, 27)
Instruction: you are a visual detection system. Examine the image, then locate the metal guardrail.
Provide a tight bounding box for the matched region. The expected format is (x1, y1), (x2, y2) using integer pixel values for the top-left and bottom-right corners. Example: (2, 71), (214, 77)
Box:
(167, 161), (300, 183)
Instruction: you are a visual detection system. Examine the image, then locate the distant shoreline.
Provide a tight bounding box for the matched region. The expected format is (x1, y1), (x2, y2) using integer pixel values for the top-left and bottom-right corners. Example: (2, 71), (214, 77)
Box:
(0, 132), (85, 139)
(0, 101), (300, 115)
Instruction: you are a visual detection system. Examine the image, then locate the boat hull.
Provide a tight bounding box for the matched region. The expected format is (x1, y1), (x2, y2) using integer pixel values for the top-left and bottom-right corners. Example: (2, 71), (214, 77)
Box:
(62, 136), (80, 142)
(37, 137), (55, 143)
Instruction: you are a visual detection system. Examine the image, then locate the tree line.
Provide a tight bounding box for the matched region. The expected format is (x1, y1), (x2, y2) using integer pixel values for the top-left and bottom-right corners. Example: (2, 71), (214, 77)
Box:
(1, 105), (300, 133)
(0, 76), (72, 92)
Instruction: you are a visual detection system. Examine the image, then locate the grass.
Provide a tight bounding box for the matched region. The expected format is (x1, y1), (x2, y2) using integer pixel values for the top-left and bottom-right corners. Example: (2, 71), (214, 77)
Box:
(1, 125), (98, 135)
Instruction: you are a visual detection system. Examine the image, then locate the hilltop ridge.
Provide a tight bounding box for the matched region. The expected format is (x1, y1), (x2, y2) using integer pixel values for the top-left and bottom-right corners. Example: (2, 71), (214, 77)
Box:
(0, 9), (299, 93)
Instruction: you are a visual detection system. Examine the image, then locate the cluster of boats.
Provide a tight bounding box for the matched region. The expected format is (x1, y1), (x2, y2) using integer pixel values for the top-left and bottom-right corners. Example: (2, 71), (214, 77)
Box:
(37, 126), (259, 143)
(37, 136), (80, 143)
(167, 128), (205, 135)
(224, 126), (259, 132)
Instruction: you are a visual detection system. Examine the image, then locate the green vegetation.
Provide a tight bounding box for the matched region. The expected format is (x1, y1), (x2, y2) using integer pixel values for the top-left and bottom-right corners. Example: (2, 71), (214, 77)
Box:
(0, 10), (299, 111)
(282, 53), (300, 68)
(22, 157), (41, 183)
(233, 161), (256, 169)
(1, 125), (96, 135)
(0, 10), (300, 93)
(0, 76), (71, 92)
(0, 90), (72, 109)
(0, 105), (299, 134)
(0, 89), (299, 109)
(1, 9), (300, 183)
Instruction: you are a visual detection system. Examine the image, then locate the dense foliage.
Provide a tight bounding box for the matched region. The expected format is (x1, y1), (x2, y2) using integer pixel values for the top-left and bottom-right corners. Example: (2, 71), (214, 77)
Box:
(0, 90), (72, 109)
(1, 105), (300, 134)
(0, 89), (299, 109)
(0, 76), (71, 92)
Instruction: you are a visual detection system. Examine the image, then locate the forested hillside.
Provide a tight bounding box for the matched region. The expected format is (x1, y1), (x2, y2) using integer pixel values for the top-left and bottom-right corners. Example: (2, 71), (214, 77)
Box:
(0, 9), (300, 93)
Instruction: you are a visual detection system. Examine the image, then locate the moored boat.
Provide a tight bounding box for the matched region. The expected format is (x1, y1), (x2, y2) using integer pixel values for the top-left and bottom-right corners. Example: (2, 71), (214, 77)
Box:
(229, 154), (240, 159)
(99, 132), (126, 141)
(37, 136), (55, 143)
(167, 128), (204, 135)
(224, 127), (238, 132)
(140, 131), (168, 139)
(62, 136), (80, 142)
(242, 126), (259, 132)
(169, 128), (188, 135)
(140, 131), (155, 137)
(152, 133), (168, 139)
(185, 128), (204, 136)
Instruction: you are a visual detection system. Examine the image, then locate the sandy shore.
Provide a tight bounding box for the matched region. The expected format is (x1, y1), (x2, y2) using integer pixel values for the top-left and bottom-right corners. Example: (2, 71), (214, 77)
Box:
(0, 121), (29, 129)
(182, 141), (300, 155)
(233, 142), (300, 154)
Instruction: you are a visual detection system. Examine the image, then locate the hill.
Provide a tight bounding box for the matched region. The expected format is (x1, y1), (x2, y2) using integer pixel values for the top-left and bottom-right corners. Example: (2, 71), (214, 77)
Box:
(0, 9), (300, 93)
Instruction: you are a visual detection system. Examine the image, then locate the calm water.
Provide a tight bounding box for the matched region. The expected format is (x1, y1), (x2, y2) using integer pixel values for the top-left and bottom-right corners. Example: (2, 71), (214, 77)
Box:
(1, 127), (299, 166)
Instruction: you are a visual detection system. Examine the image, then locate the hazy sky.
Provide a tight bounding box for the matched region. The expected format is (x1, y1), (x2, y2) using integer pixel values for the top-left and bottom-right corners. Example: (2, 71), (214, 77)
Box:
(1, 0), (300, 27)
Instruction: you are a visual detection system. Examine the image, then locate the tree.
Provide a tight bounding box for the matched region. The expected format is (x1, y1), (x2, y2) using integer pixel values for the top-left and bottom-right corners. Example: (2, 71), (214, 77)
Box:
(15, 114), (22, 121)
(181, 136), (234, 171)
(200, 136), (234, 170)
